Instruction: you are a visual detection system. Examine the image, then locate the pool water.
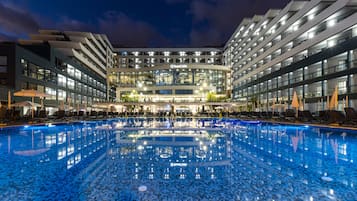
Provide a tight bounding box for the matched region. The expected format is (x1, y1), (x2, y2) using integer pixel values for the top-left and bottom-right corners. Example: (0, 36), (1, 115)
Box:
(0, 118), (356, 200)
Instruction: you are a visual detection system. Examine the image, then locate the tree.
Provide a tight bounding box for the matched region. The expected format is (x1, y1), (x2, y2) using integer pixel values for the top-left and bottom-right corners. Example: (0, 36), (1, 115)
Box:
(206, 92), (217, 102)
(121, 90), (139, 102)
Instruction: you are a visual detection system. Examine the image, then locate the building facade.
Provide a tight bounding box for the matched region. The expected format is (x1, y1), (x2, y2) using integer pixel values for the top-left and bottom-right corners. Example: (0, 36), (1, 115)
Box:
(0, 42), (109, 114)
(109, 48), (231, 103)
(225, 0), (357, 111)
(3, 0), (357, 114)
(0, 30), (114, 114)
(20, 30), (115, 101)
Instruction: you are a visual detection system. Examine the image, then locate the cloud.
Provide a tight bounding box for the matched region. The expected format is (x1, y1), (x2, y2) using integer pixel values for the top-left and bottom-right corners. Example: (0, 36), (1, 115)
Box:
(0, 32), (16, 41)
(0, 2), (39, 37)
(189, 0), (291, 46)
(98, 11), (171, 47)
(55, 16), (95, 32)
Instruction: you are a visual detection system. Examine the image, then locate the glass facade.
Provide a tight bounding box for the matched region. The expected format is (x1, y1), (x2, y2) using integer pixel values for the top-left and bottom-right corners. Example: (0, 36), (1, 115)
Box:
(225, 0), (357, 111)
(109, 48), (230, 102)
(20, 56), (107, 105)
(110, 69), (226, 92)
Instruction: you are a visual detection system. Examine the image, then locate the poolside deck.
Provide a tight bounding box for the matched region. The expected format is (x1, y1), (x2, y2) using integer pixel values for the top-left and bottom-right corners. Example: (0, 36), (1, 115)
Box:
(2, 114), (357, 132)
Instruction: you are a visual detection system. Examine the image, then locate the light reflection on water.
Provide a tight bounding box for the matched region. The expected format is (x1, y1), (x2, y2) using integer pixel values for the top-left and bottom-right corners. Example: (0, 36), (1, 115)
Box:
(0, 118), (356, 200)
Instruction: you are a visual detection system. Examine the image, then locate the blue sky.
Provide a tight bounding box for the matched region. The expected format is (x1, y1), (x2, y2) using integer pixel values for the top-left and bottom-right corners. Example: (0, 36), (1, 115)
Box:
(0, 0), (291, 47)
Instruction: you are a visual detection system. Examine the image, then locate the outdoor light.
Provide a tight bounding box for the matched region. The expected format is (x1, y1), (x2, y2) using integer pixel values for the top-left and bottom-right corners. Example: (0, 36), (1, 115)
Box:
(327, 19), (336, 27)
(327, 39), (336, 47)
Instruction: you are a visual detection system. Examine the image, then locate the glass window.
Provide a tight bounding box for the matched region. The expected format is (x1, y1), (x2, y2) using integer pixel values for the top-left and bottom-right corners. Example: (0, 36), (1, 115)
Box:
(21, 59), (28, 76)
(76, 82), (82, 92)
(155, 70), (173, 86)
(75, 69), (81, 79)
(0, 56), (7, 65)
(58, 89), (66, 101)
(58, 74), (67, 87)
(68, 78), (75, 90)
(0, 66), (6, 73)
(45, 87), (57, 100)
(338, 80), (347, 94)
(29, 63), (38, 79)
(0, 56), (7, 73)
(174, 69), (193, 85)
(37, 68), (45, 81)
(67, 64), (75, 77)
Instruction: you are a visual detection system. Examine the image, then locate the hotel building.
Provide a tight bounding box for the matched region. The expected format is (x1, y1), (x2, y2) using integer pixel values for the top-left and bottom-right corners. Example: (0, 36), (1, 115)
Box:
(225, 0), (357, 111)
(2, 0), (357, 114)
(109, 48), (231, 103)
(0, 30), (114, 113)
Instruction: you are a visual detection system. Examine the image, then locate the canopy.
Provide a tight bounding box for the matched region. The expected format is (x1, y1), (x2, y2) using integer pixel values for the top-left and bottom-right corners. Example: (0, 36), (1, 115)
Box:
(14, 89), (48, 98)
(13, 89), (49, 118)
(11, 101), (41, 108)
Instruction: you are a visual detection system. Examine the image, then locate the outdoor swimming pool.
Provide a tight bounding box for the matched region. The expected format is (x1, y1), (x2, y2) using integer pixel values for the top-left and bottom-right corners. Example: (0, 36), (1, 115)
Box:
(0, 118), (356, 200)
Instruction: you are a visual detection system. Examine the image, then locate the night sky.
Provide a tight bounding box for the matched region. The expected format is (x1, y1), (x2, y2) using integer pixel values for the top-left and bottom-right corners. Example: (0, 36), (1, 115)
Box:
(0, 0), (291, 47)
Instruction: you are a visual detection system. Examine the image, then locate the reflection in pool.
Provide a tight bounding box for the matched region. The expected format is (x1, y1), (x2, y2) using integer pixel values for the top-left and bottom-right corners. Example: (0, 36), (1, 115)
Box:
(0, 118), (356, 200)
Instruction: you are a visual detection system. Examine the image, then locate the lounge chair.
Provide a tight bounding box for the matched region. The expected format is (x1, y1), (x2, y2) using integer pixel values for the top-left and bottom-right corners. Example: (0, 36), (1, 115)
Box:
(343, 107), (357, 125)
(326, 110), (346, 124)
(298, 110), (318, 122)
(283, 109), (296, 121)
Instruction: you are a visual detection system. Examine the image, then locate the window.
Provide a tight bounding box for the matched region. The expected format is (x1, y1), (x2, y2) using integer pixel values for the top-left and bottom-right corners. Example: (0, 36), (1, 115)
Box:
(45, 87), (57, 100)
(67, 64), (75, 77)
(338, 80), (347, 94)
(68, 78), (75, 90)
(75, 69), (81, 79)
(58, 89), (66, 101)
(0, 56), (7, 73)
(58, 74), (67, 87)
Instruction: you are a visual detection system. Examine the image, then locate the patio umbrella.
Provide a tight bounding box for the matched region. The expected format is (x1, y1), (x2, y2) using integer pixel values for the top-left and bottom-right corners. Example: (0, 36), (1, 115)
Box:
(11, 101), (41, 108)
(14, 89), (49, 118)
(40, 98), (44, 110)
(346, 95), (349, 108)
(8, 90), (11, 110)
(329, 86), (338, 110)
(291, 91), (299, 117)
(299, 97), (304, 111)
(59, 100), (65, 111)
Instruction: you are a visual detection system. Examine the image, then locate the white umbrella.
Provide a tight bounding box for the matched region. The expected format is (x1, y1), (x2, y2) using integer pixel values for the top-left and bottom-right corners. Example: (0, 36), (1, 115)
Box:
(14, 89), (49, 118)
(11, 101), (41, 108)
